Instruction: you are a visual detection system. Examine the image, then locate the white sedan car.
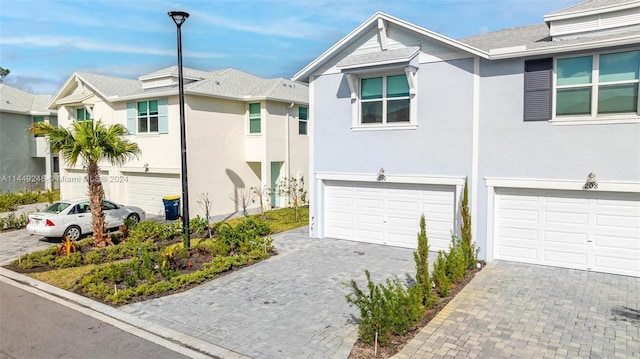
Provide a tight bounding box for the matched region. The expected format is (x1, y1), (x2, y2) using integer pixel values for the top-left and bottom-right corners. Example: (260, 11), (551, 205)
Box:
(26, 199), (146, 240)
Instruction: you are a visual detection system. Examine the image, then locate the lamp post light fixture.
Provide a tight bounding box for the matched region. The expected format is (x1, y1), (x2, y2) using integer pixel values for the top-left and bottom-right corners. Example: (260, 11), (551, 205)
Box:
(168, 10), (190, 247)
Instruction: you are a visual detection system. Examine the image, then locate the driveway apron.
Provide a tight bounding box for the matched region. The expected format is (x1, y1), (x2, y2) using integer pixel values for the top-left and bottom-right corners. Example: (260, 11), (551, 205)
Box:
(394, 261), (640, 359)
(121, 227), (425, 359)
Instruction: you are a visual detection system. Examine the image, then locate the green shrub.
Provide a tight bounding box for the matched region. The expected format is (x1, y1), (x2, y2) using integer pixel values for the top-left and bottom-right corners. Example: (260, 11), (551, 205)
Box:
(433, 251), (451, 297)
(0, 212), (29, 230)
(460, 178), (478, 269)
(0, 189), (60, 212)
(85, 250), (105, 264)
(446, 236), (466, 284)
(345, 270), (423, 346)
(189, 216), (209, 235)
(54, 252), (83, 268)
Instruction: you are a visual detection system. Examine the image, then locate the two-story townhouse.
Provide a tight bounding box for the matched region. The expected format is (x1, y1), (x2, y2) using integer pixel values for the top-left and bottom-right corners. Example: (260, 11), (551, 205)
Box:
(293, 0), (640, 277)
(48, 67), (309, 218)
(0, 84), (58, 192)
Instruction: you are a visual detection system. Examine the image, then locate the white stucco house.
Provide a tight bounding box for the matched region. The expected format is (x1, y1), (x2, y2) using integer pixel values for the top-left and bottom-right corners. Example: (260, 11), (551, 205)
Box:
(48, 67), (309, 218)
(0, 84), (58, 192)
(293, 0), (640, 277)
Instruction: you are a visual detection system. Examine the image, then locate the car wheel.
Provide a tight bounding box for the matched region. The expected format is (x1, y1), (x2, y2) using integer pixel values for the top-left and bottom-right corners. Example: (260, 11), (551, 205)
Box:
(127, 213), (140, 224)
(63, 226), (81, 241)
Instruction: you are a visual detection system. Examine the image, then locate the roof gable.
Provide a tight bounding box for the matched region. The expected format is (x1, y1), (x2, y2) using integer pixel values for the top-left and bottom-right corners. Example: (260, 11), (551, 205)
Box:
(292, 12), (487, 83)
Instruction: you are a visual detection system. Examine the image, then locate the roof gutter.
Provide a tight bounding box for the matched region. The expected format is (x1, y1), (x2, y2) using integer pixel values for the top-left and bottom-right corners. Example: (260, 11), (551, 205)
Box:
(487, 35), (640, 60)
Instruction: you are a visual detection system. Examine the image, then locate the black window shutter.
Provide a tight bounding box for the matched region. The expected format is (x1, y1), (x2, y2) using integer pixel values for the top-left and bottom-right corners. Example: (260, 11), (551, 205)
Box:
(524, 58), (552, 121)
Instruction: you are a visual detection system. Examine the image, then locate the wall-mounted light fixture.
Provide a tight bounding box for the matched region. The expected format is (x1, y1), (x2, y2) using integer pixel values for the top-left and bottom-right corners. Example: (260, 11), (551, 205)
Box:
(583, 172), (598, 190)
(377, 167), (386, 182)
(143, 163), (149, 172)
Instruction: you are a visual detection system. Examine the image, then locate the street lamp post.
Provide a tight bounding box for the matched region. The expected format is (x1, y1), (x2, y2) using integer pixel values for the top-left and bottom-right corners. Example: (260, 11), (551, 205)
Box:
(169, 11), (190, 247)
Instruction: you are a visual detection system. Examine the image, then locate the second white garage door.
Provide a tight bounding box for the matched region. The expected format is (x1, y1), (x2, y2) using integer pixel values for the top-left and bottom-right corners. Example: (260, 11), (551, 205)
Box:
(324, 181), (456, 250)
(494, 188), (640, 277)
(124, 173), (181, 216)
(65, 170), (110, 200)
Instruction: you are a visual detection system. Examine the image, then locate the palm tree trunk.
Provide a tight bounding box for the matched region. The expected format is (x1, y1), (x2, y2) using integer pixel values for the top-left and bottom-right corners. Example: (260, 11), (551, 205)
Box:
(87, 162), (107, 247)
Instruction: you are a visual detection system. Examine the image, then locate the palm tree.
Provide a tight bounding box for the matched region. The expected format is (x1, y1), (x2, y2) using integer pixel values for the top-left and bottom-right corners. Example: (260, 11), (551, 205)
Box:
(30, 120), (140, 247)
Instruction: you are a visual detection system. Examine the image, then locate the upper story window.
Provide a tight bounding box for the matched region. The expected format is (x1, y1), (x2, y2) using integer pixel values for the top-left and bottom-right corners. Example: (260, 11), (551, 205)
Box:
(249, 103), (261, 134)
(137, 100), (159, 133)
(33, 116), (44, 137)
(360, 74), (410, 125)
(554, 49), (639, 123)
(76, 107), (92, 121)
(126, 98), (167, 135)
(299, 106), (308, 135)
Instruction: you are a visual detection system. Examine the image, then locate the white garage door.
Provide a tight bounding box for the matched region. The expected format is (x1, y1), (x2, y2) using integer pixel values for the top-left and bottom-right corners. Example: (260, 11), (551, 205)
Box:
(65, 170), (110, 200)
(124, 173), (181, 216)
(494, 188), (640, 277)
(324, 181), (456, 250)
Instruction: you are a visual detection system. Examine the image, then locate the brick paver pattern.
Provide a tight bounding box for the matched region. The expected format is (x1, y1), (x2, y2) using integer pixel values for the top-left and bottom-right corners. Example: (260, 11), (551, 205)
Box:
(393, 261), (640, 359)
(121, 227), (421, 359)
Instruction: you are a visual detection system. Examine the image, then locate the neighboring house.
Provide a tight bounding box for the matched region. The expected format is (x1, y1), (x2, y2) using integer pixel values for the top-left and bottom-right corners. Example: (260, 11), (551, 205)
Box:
(48, 67), (309, 218)
(0, 84), (58, 192)
(293, 0), (640, 277)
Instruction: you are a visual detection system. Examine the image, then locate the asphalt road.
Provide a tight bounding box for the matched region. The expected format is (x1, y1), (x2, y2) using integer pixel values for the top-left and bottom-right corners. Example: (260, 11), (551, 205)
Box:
(0, 280), (193, 359)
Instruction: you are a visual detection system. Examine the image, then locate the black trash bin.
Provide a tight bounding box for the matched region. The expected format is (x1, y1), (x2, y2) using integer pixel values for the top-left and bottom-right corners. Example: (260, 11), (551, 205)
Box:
(162, 196), (180, 220)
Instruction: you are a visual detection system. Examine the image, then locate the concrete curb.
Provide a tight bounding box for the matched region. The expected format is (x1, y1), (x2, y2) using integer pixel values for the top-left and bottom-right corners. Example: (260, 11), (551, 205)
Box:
(0, 267), (251, 359)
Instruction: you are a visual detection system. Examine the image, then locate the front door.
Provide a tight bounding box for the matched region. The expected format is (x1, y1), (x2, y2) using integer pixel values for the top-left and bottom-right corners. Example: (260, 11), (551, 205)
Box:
(270, 162), (282, 207)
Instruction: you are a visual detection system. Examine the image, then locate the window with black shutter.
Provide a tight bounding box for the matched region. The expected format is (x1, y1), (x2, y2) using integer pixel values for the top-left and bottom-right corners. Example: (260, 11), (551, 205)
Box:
(524, 58), (552, 121)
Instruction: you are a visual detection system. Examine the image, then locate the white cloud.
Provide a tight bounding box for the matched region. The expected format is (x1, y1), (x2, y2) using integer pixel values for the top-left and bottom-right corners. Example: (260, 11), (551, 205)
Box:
(0, 35), (226, 59)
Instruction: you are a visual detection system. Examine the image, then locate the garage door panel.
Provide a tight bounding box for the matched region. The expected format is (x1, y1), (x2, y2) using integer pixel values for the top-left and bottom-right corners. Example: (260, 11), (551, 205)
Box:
(495, 188), (640, 277)
(124, 173), (180, 215)
(595, 234), (640, 250)
(594, 255), (640, 273)
(501, 208), (538, 222)
(498, 245), (538, 261)
(543, 230), (587, 245)
(325, 181), (455, 250)
(543, 249), (587, 267)
(356, 198), (384, 210)
(500, 227), (538, 241)
(544, 211), (588, 225)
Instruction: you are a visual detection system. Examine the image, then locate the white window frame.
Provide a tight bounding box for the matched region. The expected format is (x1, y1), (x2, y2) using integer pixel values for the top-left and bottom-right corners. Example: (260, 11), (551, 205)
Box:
(137, 100), (159, 133)
(346, 66), (418, 131)
(248, 102), (262, 135)
(299, 106), (308, 136)
(75, 106), (93, 122)
(552, 48), (640, 126)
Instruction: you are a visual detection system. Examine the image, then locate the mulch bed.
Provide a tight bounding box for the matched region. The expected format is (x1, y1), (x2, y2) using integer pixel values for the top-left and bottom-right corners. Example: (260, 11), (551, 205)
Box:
(348, 265), (483, 359)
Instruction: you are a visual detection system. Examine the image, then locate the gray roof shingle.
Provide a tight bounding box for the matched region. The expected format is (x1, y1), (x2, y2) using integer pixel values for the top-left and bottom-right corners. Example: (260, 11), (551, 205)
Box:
(74, 68), (308, 104)
(0, 84), (54, 115)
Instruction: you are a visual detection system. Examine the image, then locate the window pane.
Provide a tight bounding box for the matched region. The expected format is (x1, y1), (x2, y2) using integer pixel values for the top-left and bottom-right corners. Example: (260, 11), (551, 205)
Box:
(556, 87), (591, 115)
(361, 101), (382, 123)
(148, 100), (158, 115)
(250, 118), (261, 133)
(387, 75), (409, 98)
(299, 106), (308, 120)
(361, 77), (382, 100)
(33, 116), (44, 123)
(138, 118), (148, 132)
(137, 101), (147, 116)
(600, 50), (640, 83)
(387, 99), (410, 122)
(249, 103), (260, 117)
(557, 56), (592, 86)
(76, 108), (84, 120)
(150, 116), (159, 132)
(299, 121), (307, 135)
(598, 84), (638, 114)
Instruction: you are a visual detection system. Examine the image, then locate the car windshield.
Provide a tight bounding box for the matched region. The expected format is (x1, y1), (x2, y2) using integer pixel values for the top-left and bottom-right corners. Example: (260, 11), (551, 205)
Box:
(43, 202), (71, 214)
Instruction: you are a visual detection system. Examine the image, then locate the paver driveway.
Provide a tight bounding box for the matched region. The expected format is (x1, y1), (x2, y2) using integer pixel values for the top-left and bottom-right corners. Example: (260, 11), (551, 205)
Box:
(395, 261), (640, 359)
(121, 227), (429, 359)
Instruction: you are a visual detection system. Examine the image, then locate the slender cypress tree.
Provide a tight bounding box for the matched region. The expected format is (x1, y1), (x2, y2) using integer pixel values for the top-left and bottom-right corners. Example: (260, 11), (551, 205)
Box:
(414, 214), (433, 307)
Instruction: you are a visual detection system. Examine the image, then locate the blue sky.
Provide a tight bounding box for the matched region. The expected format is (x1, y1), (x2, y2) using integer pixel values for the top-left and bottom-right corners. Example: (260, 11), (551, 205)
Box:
(1, 0), (578, 95)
